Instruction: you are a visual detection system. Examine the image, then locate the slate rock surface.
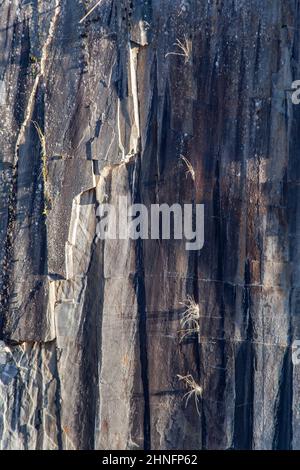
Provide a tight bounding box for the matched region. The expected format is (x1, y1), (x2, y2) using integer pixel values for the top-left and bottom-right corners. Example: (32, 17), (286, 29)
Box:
(0, 0), (299, 449)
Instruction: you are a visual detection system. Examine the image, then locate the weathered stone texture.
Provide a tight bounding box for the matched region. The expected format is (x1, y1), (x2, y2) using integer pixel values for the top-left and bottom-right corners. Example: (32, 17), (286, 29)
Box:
(0, 0), (299, 449)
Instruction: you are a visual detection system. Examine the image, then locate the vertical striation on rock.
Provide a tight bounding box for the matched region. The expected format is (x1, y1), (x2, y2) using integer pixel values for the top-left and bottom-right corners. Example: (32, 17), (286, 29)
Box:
(0, 0), (299, 450)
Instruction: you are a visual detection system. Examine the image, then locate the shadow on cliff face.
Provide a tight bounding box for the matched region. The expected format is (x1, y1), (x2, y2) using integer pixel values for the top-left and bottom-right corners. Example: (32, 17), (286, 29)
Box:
(0, 0), (299, 450)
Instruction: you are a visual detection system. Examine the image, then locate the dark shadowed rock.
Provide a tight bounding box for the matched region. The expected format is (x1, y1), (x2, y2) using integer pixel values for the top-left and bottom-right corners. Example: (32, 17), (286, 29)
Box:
(0, 0), (299, 450)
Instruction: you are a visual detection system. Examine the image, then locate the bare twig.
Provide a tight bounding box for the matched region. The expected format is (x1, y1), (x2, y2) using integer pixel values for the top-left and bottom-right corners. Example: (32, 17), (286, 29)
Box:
(79, 0), (102, 24)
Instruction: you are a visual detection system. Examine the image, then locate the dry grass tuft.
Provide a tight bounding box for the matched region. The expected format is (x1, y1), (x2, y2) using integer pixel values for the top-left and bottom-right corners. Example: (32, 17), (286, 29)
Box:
(165, 35), (192, 64)
(177, 374), (203, 415)
(180, 295), (199, 329)
(178, 325), (200, 342)
(180, 155), (195, 181)
(178, 295), (200, 342)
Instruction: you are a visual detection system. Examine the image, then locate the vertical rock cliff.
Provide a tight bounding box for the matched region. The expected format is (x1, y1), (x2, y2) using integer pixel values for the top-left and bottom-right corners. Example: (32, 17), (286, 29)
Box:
(0, 0), (299, 450)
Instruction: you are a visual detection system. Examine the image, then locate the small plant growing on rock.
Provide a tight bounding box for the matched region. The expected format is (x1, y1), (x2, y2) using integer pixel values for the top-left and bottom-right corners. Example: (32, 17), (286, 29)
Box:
(177, 374), (203, 415)
(180, 295), (200, 329)
(180, 155), (195, 181)
(178, 324), (200, 342)
(165, 35), (192, 64)
(178, 295), (200, 342)
(29, 54), (40, 79)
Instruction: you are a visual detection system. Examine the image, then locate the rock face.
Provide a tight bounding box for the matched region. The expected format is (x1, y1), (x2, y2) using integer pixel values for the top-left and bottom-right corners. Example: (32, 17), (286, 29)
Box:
(0, 0), (299, 450)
